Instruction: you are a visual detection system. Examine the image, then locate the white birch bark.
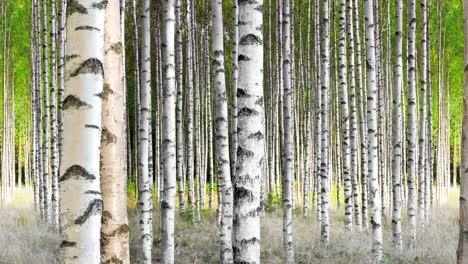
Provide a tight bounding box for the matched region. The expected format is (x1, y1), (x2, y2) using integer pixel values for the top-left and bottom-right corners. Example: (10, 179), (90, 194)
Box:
(281, 0), (294, 261)
(418, 0), (428, 223)
(49, 0), (59, 229)
(363, 0), (383, 260)
(59, 0), (106, 262)
(100, 0), (130, 262)
(233, 0), (264, 262)
(160, 0), (176, 261)
(175, 0), (185, 213)
(211, 1), (234, 261)
(320, 0), (331, 244)
(138, 0), (153, 262)
(407, 0), (418, 242)
(392, 0), (403, 250)
(41, 0), (50, 223)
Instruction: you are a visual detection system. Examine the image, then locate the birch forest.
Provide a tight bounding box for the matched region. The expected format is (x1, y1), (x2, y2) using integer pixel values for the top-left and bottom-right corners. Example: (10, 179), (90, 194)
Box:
(1, 0), (468, 263)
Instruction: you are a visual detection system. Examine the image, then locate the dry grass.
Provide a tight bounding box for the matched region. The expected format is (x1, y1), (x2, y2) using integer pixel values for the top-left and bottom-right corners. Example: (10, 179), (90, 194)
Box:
(0, 188), (459, 263)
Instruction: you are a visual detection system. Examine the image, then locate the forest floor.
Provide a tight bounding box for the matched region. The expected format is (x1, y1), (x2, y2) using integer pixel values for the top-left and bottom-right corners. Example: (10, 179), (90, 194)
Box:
(0, 188), (459, 264)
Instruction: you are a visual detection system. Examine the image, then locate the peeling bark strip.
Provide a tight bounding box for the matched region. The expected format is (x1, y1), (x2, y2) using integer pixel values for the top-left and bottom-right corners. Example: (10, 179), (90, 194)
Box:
(234, 0), (264, 263)
(60, 0), (105, 262)
(70, 58), (104, 77)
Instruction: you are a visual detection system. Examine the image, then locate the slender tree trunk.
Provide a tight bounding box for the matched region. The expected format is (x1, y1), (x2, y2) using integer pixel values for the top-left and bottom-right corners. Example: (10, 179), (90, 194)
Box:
(320, 0), (331, 244)
(59, 1), (105, 262)
(407, 0), (418, 242)
(138, 0), (153, 262)
(392, 0), (403, 250)
(160, 0), (177, 261)
(185, 0), (194, 210)
(175, 0), (185, 213)
(49, 0), (59, 229)
(281, 0), (294, 261)
(211, 1), (234, 261)
(363, 0), (383, 260)
(458, 2), (468, 262)
(41, 0), (50, 223)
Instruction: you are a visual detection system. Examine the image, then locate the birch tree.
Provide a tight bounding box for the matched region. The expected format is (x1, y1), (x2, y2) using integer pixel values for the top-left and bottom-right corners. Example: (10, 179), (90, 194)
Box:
(458, 2), (468, 262)
(281, 0), (294, 261)
(100, 0), (130, 262)
(407, 0), (418, 242)
(160, 0), (176, 262)
(138, 0), (153, 262)
(363, 0), (383, 260)
(320, 0), (331, 244)
(392, 0), (403, 250)
(233, 0), (264, 262)
(59, 0), (106, 262)
(211, 0), (234, 261)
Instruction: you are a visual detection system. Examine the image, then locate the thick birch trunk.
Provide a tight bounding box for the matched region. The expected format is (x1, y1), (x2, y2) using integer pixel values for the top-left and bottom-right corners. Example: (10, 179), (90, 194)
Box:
(100, 0), (130, 263)
(59, 1), (105, 262)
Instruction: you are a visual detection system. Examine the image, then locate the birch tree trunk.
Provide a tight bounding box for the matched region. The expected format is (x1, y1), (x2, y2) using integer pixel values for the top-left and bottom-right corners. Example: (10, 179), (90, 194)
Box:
(59, 0), (106, 262)
(338, 0), (352, 231)
(418, 0), (428, 223)
(363, 0), (383, 260)
(407, 0), (418, 242)
(175, 0), (185, 213)
(160, 0), (177, 261)
(211, 1), (234, 261)
(138, 0), (153, 262)
(233, 0), (264, 262)
(458, 2), (468, 262)
(392, 0), (403, 250)
(49, 0), (59, 229)
(231, 0), (238, 183)
(100, 0), (130, 262)
(281, 0), (294, 261)
(185, 0), (194, 210)
(320, 0), (331, 244)
(41, 0), (50, 223)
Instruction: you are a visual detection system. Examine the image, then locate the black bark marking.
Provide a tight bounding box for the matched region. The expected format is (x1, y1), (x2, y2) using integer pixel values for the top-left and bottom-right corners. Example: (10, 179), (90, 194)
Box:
(107, 42), (123, 55)
(102, 83), (114, 101)
(239, 34), (263, 45)
(92, 0), (108, 9)
(234, 187), (255, 203)
(101, 128), (117, 144)
(75, 26), (100, 31)
(85, 190), (101, 195)
(102, 210), (113, 224)
(237, 146), (254, 158)
(59, 165), (96, 182)
(75, 199), (102, 225)
(64, 54), (79, 62)
(237, 88), (250, 98)
(60, 240), (77, 248)
(238, 107), (258, 117)
(102, 256), (124, 264)
(239, 0), (259, 5)
(70, 58), (104, 77)
(67, 0), (88, 16)
(63, 95), (91, 110)
(85, 124), (100, 130)
(238, 54), (250, 61)
(248, 131), (263, 140)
